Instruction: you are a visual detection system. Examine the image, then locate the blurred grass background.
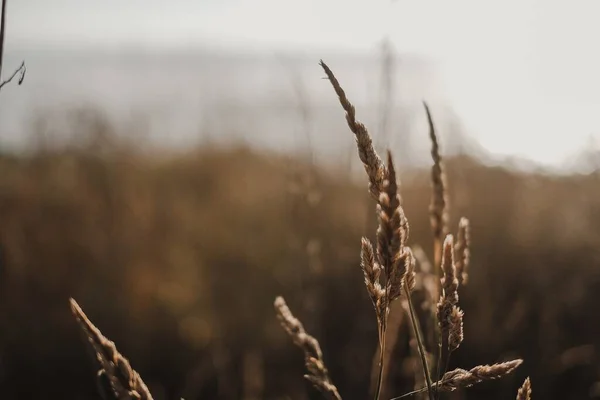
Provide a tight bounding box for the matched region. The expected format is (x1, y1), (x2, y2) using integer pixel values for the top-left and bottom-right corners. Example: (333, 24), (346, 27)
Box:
(0, 107), (599, 400)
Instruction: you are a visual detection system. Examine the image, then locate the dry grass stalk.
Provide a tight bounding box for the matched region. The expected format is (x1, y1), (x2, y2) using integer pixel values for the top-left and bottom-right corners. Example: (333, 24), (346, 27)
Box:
(360, 151), (417, 399)
(367, 305), (406, 400)
(406, 247), (437, 399)
(320, 59), (432, 400)
(403, 280), (434, 400)
(279, 59), (524, 400)
(274, 296), (341, 400)
(393, 360), (523, 399)
(361, 237), (385, 316)
(70, 299), (153, 400)
(378, 151), (410, 305)
(435, 235), (464, 397)
(439, 236), (459, 312)
(319, 60), (386, 200)
(435, 359), (523, 392)
(423, 104), (478, 398)
(454, 217), (471, 286)
(321, 62), (409, 318)
(424, 102), (448, 273)
(424, 103), (447, 391)
(516, 377), (532, 400)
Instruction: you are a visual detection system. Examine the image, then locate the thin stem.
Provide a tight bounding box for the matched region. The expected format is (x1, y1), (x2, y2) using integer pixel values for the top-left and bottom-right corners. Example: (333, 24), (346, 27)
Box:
(0, 0), (7, 80)
(374, 329), (387, 400)
(433, 241), (443, 400)
(434, 336), (443, 400)
(389, 386), (429, 400)
(435, 356), (452, 400)
(388, 379), (444, 400)
(405, 284), (434, 400)
(0, 0), (25, 92)
(374, 274), (391, 400)
(0, 59), (24, 90)
(374, 255), (393, 400)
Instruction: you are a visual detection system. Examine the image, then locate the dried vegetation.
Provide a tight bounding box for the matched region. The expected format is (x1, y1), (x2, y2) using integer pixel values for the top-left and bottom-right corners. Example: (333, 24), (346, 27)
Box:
(272, 61), (528, 400)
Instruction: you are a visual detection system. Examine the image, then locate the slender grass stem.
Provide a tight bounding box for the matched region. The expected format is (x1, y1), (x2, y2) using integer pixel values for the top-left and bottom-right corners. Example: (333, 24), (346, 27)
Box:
(374, 328), (387, 400)
(405, 283), (434, 400)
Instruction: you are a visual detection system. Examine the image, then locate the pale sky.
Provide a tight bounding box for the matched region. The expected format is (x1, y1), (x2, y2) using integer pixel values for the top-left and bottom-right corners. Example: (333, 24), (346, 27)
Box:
(6, 0), (600, 167)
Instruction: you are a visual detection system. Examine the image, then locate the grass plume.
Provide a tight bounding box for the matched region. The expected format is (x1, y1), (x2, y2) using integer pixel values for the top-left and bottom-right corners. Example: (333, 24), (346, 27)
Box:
(435, 360), (523, 391)
(70, 298), (154, 400)
(437, 235), (462, 354)
(274, 296), (342, 400)
(516, 377), (532, 400)
(319, 59), (386, 200)
(392, 359), (523, 399)
(424, 102), (448, 272)
(319, 59), (432, 400)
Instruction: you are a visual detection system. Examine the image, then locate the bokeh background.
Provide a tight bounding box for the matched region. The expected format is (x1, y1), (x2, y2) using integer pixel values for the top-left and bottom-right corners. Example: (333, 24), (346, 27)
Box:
(1, 1), (600, 399)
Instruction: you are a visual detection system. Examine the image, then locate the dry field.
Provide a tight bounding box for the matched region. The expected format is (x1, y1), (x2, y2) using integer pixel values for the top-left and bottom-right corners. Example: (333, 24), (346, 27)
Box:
(0, 60), (599, 399)
(1, 11), (600, 394)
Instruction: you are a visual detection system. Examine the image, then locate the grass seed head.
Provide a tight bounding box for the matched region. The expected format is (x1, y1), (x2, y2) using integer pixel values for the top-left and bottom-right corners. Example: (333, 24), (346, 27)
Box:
(516, 377), (532, 400)
(455, 217), (471, 286)
(69, 298), (153, 400)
